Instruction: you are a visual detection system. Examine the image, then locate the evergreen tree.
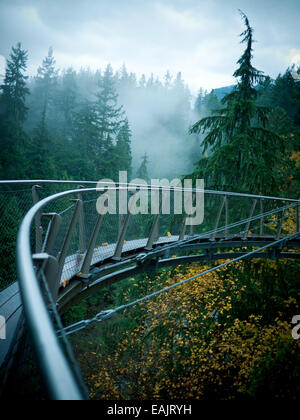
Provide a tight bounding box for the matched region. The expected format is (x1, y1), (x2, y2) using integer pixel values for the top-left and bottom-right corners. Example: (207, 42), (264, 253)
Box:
(34, 47), (58, 125)
(270, 69), (300, 127)
(95, 64), (125, 177)
(28, 109), (57, 178)
(169, 72), (191, 134)
(164, 71), (172, 89)
(71, 101), (100, 180)
(136, 153), (149, 182)
(199, 90), (221, 117)
(57, 67), (78, 137)
(0, 42), (29, 123)
(194, 88), (205, 115)
(189, 11), (288, 195)
(0, 43), (30, 179)
(101, 134), (117, 179)
(115, 118), (132, 179)
(139, 74), (146, 89)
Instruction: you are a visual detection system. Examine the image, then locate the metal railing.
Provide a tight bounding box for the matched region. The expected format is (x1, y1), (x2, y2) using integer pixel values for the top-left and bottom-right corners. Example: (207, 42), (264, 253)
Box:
(2, 179), (300, 399)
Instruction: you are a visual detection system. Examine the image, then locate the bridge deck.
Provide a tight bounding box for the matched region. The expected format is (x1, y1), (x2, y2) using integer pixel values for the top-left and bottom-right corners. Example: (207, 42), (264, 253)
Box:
(0, 282), (23, 379)
(60, 233), (296, 284)
(62, 235), (181, 281)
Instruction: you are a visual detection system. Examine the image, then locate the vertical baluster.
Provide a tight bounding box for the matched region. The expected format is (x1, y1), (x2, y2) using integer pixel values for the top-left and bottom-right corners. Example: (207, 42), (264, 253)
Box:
(145, 213), (160, 250)
(33, 212), (62, 302)
(243, 199), (257, 240)
(276, 208), (286, 240)
(145, 189), (163, 250)
(77, 186), (86, 253)
(260, 199), (264, 237)
(113, 212), (131, 261)
(42, 213), (62, 254)
(33, 253), (59, 303)
(57, 199), (82, 277)
(179, 216), (187, 241)
(211, 195), (226, 240)
(113, 188), (133, 261)
(80, 213), (105, 277)
(32, 185), (43, 253)
(189, 191), (196, 236)
(225, 196), (229, 238)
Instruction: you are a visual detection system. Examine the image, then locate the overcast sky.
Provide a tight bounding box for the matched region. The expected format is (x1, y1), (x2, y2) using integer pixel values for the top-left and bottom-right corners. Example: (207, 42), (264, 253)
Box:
(0, 0), (299, 95)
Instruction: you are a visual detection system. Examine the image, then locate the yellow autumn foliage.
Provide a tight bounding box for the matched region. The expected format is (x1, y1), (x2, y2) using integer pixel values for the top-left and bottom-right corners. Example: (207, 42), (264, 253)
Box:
(77, 261), (300, 400)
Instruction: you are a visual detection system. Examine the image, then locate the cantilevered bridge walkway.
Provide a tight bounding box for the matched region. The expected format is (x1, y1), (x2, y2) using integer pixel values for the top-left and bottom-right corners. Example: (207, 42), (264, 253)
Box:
(0, 180), (300, 399)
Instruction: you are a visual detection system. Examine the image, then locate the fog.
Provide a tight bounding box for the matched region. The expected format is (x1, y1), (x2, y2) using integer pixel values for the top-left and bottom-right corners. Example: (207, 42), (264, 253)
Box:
(2, 0), (299, 180)
(24, 62), (203, 179)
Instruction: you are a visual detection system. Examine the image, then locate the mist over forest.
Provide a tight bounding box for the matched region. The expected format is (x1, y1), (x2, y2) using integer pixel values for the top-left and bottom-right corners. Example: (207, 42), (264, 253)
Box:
(24, 54), (201, 180)
(0, 36), (299, 194)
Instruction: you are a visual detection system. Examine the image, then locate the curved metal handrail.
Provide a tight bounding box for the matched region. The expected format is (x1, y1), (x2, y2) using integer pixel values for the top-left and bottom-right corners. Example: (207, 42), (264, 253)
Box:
(17, 188), (97, 400)
(16, 184), (300, 399)
(1, 178), (299, 202)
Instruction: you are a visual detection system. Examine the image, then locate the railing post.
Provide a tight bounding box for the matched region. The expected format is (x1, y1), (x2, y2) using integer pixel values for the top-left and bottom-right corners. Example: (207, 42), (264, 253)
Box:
(41, 213), (62, 254)
(260, 199), (264, 237)
(112, 212), (131, 261)
(57, 199), (82, 277)
(276, 208), (286, 240)
(80, 213), (105, 277)
(32, 185), (43, 253)
(179, 216), (187, 241)
(33, 253), (60, 303)
(297, 205), (299, 233)
(118, 215), (125, 240)
(145, 190), (163, 250)
(189, 223), (195, 236)
(243, 199), (257, 240)
(225, 196), (229, 238)
(145, 213), (160, 250)
(77, 186), (86, 253)
(189, 191), (196, 236)
(211, 195), (226, 240)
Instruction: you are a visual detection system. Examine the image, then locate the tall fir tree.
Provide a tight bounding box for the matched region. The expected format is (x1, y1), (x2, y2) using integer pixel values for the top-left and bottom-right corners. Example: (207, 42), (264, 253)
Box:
(27, 48), (58, 178)
(34, 47), (58, 127)
(27, 108), (57, 179)
(95, 64), (125, 177)
(71, 101), (100, 180)
(57, 67), (78, 137)
(0, 43), (30, 179)
(115, 118), (132, 179)
(136, 153), (149, 182)
(189, 11), (289, 195)
(0, 42), (29, 123)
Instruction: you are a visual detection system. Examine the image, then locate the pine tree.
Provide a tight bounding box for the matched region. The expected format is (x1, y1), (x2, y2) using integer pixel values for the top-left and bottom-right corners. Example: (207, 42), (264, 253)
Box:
(139, 74), (146, 89)
(71, 101), (100, 180)
(57, 67), (78, 137)
(164, 71), (172, 89)
(115, 118), (132, 179)
(189, 11), (288, 195)
(0, 43), (30, 179)
(270, 69), (300, 127)
(28, 109), (57, 178)
(136, 153), (149, 182)
(170, 72), (191, 134)
(195, 90), (221, 118)
(101, 134), (117, 179)
(194, 88), (205, 115)
(0, 42), (29, 123)
(34, 47), (58, 124)
(95, 64), (125, 177)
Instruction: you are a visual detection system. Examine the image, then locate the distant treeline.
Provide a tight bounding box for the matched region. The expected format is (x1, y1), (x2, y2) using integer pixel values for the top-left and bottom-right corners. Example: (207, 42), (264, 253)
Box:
(0, 44), (200, 181)
(1, 42), (299, 185)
